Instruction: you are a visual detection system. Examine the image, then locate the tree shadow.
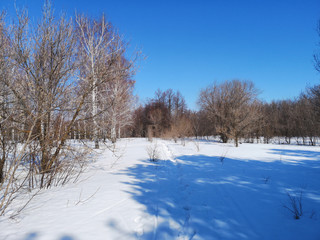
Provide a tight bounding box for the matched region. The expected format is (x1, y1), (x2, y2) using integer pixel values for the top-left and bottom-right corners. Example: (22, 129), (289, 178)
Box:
(269, 148), (320, 163)
(23, 232), (38, 240)
(22, 233), (75, 240)
(59, 235), (75, 240)
(106, 153), (320, 239)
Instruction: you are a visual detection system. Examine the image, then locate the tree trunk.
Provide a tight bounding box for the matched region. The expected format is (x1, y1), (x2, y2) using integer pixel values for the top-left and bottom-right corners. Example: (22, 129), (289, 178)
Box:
(78, 122), (81, 140)
(92, 77), (99, 149)
(0, 155), (4, 183)
(11, 128), (15, 142)
(220, 133), (228, 143)
(111, 127), (116, 143)
(110, 114), (117, 143)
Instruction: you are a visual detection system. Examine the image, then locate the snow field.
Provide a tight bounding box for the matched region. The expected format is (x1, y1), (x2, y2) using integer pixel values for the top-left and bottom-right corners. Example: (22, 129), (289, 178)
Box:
(1, 138), (320, 240)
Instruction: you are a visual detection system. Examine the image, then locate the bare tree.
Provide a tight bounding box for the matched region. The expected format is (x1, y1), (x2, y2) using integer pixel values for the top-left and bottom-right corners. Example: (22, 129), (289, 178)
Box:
(0, 12), (13, 183)
(130, 89), (190, 140)
(75, 14), (126, 148)
(301, 87), (320, 144)
(8, 3), (81, 187)
(172, 91), (187, 121)
(153, 89), (186, 122)
(199, 80), (261, 147)
(307, 85), (320, 117)
(130, 106), (145, 137)
(98, 56), (136, 143)
(189, 110), (213, 139)
(259, 103), (276, 143)
(164, 115), (194, 144)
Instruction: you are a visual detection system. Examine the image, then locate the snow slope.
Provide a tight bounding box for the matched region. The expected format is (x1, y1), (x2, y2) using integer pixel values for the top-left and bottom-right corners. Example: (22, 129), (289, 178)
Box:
(1, 138), (320, 240)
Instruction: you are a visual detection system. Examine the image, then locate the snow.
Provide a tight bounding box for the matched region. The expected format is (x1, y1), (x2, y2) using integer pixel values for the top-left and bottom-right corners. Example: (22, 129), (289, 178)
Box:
(1, 138), (320, 240)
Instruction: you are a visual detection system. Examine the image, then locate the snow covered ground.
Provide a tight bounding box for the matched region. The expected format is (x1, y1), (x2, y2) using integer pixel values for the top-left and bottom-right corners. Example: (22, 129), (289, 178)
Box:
(1, 138), (320, 240)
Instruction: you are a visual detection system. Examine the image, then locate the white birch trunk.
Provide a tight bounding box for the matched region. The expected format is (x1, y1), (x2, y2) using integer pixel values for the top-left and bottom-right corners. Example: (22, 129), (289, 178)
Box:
(111, 114), (116, 143)
(11, 128), (14, 142)
(92, 75), (99, 148)
(92, 88), (99, 148)
(78, 121), (81, 140)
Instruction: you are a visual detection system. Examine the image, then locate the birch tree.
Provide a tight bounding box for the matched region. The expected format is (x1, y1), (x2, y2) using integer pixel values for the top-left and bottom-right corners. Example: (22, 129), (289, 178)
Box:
(75, 14), (123, 148)
(102, 56), (135, 142)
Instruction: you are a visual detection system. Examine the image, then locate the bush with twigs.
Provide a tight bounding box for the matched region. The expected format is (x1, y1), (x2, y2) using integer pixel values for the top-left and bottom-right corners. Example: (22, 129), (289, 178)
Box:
(146, 142), (160, 162)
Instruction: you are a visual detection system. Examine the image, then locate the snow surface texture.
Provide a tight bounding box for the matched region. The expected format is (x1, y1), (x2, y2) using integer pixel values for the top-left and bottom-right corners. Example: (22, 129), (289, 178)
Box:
(1, 138), (320, 240)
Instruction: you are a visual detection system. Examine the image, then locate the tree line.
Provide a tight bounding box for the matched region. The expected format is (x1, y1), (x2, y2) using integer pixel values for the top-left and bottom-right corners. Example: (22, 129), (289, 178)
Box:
(126, 79), (320, 147)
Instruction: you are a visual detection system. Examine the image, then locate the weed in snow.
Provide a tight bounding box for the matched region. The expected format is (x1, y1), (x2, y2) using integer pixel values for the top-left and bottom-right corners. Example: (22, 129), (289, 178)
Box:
(283, 190), (303, 219)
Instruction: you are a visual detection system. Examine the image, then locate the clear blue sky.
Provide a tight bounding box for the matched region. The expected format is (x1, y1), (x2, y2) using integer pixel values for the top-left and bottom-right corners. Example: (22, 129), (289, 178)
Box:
(2, 0), (320, 109)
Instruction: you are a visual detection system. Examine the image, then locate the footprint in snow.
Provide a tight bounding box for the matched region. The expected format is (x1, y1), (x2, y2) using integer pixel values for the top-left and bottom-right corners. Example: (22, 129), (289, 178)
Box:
(134, 216), (144, 237)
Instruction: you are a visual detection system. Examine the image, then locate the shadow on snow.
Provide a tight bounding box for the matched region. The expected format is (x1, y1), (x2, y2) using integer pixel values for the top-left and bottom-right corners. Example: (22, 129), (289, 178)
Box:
(269, 148), (320, 163)
(107, 151), (320, 240)
(23, 232), (75, 240)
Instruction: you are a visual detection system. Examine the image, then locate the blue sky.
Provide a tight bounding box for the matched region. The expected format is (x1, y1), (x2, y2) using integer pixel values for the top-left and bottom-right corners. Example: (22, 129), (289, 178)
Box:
(2, 0), (320, 109)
